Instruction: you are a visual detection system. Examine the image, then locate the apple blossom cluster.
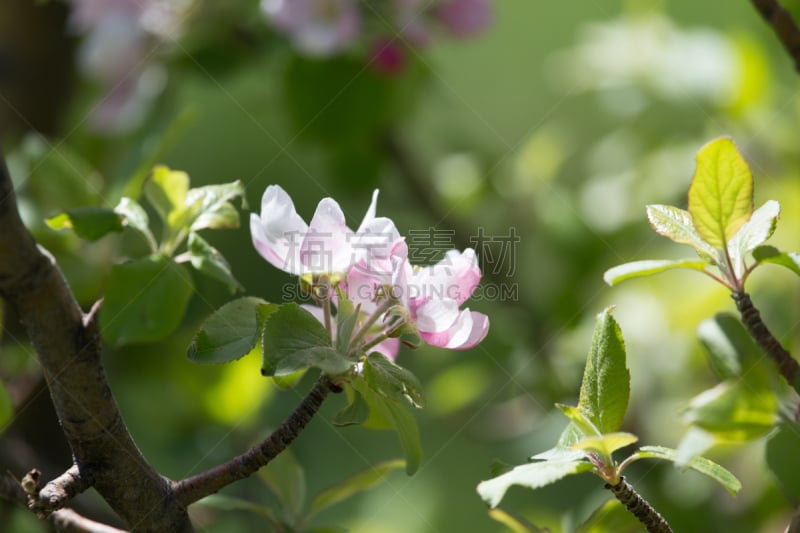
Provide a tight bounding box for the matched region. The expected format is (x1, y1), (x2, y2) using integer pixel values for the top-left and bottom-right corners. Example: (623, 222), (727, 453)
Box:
(250, 185), (489, 359)
(260, 0), (492, 73)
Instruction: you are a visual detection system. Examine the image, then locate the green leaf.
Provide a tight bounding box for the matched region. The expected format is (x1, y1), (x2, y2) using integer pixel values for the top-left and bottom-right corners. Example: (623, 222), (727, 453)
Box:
(766, 423), (800, 499)
(531, 423), (586, 462)
(196, 494), (279, 522)
(752, 245), (800, 276)
(309, 459), (405, 516)
(185, 180), (246, 232)
(273, 369), (307, 390)
(646, 204), (719, 260)
(333, 388), (370, 426)
(674, 427), (717, 466)
(145, 165), (189, 228)
(487, 508), (551, 533)
(477, 460), (594, 508)
(350, 378), (422, 475)
(381, 397), (421, 476)
(697, 313), (762, 379)
(363, 353), (425, 408)
(683, 380), (777, 441)
(188, 297), (274, 364)
(688, 137), (753, 248)
(633, 445), (741, 495)
(575, 498), (642, 533)
(727, 200), (780, 278)
(572, 432), (638, 459)
(577, 308), (630, 434)
(100, 256), (194, 346)
(114, 197), (157, 251)
(187, 232), (243, 291)
(556, 405), (601, 438)
(261, 303), (353, 377)
(45, 208), (123, 241)
(603, 259), (710, 286)
(259, 449), (306, 520)
(335, 290), (359, 354)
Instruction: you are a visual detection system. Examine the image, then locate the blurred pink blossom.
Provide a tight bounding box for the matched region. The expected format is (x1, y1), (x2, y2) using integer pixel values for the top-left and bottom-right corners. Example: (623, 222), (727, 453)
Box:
(261, 0), (361, 56)
(436, 0), (492, 38)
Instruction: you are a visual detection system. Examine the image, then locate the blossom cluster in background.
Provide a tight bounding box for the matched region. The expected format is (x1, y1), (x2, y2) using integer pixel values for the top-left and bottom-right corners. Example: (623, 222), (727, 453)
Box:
(261, 0), (492, 73)
(66, 0), (192, 132)
(251, 185), (489, 358)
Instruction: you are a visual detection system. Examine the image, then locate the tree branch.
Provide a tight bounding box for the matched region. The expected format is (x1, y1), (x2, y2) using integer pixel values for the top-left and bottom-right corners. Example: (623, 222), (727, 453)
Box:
(0, 154), (192, 532)
(29, 464), (93, 517)
(749, 0), (800, 73)
(174, 376), (336, 506)
(605, 477), (673, 533)
(732, 291), (800, 392)
(50, 508), (127, 533)
(0, 472), (124, 533)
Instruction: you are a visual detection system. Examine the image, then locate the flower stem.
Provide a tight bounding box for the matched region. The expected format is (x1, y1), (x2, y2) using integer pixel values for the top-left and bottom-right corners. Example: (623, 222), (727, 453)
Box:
(347, 297), (395, 355)
(732, 291), (800, 393)
(318, 277), (333, 340)
(358, 333), (390, 355)
(174, 376), (337, 506)
(605, 477), (673, 533)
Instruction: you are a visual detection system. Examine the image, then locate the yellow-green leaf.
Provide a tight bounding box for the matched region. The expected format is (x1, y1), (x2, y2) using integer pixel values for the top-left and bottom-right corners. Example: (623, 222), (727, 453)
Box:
(145, 166), (189, 226)
(688, 137), (753, 248)
(572, 432), (638, 459)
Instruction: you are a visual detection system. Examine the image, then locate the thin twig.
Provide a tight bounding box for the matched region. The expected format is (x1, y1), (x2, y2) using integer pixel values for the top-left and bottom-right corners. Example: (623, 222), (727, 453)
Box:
(732, 291), (800, 392)
(749, 0), (800, 73)
(50, 508), (127, 533)
(0, 472), (124, 532)
(30, 464), (93, 517)
(605, 477), (673, 533)
(174, 376), (337, 506)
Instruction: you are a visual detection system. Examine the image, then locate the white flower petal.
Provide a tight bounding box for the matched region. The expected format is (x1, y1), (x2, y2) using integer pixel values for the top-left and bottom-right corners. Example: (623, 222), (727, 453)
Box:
(251, 185), (308, 274)
(415, 299), (460, 333)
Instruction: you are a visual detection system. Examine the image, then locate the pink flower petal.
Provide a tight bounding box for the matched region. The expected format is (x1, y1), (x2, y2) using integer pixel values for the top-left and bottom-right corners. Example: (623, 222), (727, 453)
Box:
(413, 248), (481, 305)
(420, 309), (488, 349)
(457, 311), (489, 349)
(344, 261), (384, 314)
(368, 337), (400, 360)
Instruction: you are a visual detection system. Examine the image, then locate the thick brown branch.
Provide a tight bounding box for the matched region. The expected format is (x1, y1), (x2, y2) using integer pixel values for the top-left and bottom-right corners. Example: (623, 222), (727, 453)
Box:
(605, 477), (673, 533)
(732, 292), (800, 391)
(750, 0), (800, 73)
(0, 155), (192, 532)
(174, 376), (335, 506)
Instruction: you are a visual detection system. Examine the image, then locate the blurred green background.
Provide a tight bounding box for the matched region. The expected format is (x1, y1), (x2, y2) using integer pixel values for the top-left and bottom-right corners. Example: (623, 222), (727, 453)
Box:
(2, 0), (800, 531)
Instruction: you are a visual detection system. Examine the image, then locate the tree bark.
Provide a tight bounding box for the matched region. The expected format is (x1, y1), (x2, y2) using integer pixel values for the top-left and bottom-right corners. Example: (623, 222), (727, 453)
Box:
(0, 155), (192, 532)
